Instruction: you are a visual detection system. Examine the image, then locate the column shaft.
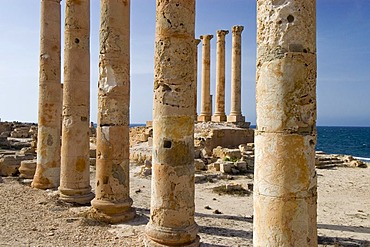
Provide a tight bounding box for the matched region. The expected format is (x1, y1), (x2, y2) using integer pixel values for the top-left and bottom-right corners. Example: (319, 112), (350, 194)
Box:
(32, 0), (62, 189)
(254, 1), (317, 246)
(145, 0), (200, 246)
(59, 0), (94, 205)
(91, 0), (135, 223)
(197, 34), (213, 122)
(227, 25), (245, 123)
(212, 30), (229, 122)
(194, 39), (201, 119)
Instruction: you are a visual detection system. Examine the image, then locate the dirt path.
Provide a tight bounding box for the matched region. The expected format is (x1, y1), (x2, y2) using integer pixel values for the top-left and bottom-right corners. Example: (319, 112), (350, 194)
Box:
(0, 165), (369, 246)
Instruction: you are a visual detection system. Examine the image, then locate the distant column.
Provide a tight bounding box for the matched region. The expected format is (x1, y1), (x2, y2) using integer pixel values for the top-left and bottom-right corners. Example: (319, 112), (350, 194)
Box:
(254, 1), (317, 246)
(197, 34), (213, 122)
(212, 30), (229, 122)
(227, 25), (245, 123)
(91, 0), (135, 223)
(32, 0), (62, 189)
(194, 38), (201, 119)
(145, 0), (200, 246)
(59, 0), (94, 205)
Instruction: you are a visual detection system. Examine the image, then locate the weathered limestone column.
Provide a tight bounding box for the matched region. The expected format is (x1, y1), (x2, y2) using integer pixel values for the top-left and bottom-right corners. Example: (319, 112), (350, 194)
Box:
(32, 0), (62, 189)
(145, 0), (200, 246)
(212, 30), (229, 122)
(91, 0), (135, 223)
(227, 25), (245, 123)
(194, 39), (201, 119)
(197, 34), (213, 122)
(254, 1), (317, 246)
(59, 0), (94, 204)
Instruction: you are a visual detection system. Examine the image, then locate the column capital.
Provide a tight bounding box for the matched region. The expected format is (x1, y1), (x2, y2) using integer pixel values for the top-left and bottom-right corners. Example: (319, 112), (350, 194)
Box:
(216, 29), (229, 38)
(200, 34), (213, 40)
(232, 25), (244, 35)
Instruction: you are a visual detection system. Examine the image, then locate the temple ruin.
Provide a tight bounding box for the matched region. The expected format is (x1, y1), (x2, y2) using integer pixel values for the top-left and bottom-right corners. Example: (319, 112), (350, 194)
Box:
(1, 0), (320, 246)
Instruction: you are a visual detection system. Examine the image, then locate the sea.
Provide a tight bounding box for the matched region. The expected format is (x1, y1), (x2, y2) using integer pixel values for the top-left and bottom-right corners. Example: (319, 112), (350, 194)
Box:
(316, 126), (370, 161)
(129, 124), (370, 162)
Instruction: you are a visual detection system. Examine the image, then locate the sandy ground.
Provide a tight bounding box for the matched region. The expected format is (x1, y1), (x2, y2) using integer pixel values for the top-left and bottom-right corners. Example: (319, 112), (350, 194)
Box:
(0, 164), (369, 247)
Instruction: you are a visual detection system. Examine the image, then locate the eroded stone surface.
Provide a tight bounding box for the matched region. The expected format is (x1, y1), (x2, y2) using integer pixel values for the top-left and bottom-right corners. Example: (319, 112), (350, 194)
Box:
(197, 34), (213, 123)
(145, 1), (200, 246)
(212, 30), (229, 123)
(59, 0), (94, 205)
(227, 25), (245, 123)
(254, 1), (317, 246)
(91, 0), (135, 223)
(32, 0), (62, 190)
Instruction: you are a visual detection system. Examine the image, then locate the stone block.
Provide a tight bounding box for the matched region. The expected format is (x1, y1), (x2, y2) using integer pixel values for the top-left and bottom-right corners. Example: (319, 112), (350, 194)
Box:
(19, 160), (37, 179)
(89, 148), (96, 158)
(225, 149), (242, 160)
(220, 162), (233, 174)
(207, 162), (220, 172)
(89, 158), (96, 167)
(235, 161), (247, 172)
(194, 159), (206, 171)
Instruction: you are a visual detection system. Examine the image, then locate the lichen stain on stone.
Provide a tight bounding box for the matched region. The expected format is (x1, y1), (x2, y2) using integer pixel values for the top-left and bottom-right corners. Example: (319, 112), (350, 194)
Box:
(112, 163), (125, 185)
(46, 134), (53, 146)
(71, 0), (82, 5)
(75, 158), (86, 172)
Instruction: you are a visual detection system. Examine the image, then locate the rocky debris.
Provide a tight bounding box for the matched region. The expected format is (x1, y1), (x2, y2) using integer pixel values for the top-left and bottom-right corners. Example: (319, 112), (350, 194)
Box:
(19, 160), (37, 179)
(89, 138), (97, 167)
(212, 183), (251, 196)
(0, 154), (35, 176)
(0, 136), (10, 148)
(130, 126), (153, 147)
(213, 146), (241, 161)
(130, 142), (152, 165)
(194, 159), (206, 171)
(0, 122), (37, 150)
(139, 160), (152, 176)
(315, 151), (367, 169)
(10, 126), (32, 138)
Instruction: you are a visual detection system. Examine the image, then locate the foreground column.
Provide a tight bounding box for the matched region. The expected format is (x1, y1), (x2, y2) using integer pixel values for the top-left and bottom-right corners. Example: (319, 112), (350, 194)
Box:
(145, 0), (200, 246)
(91, 0), (135, 223)
(197, 34), (213, 122)
(227, 25), (245, 123)
(254, 1), (317, 246)
(212, 30), (229, 122)
(194, 39), (201, 119)
(32, 0), (62, 189)
(59, 0), (94, 204)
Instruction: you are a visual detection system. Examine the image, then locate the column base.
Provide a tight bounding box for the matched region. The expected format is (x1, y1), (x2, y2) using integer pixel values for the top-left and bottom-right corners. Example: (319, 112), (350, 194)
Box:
(58, 186), (95, 205)
(211, 114), (227, 122)
(145, 222), (200, 247)
(227, 114), (245, 123)
(91, 198), (136, 224)
(32, 166), (60, 189)
(197, 114), (211, 122)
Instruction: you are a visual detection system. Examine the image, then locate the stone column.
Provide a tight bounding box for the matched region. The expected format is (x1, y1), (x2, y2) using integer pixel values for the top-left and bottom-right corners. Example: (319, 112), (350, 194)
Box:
(32, 0), (62, 189)
(145, 0), (200, 246)
(91, 0), (135, 223)
(194, 39), (201, 119)
(254, 1), (317, 246)
(227, 25), (245, 123)
(59, 0), (94, 205)
(197, 34), (213, 122)
(212, 30), (229, 122)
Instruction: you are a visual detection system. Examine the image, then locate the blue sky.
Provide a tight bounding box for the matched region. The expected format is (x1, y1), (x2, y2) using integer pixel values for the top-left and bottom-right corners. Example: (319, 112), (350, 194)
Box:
(0, 0), (369, 126)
